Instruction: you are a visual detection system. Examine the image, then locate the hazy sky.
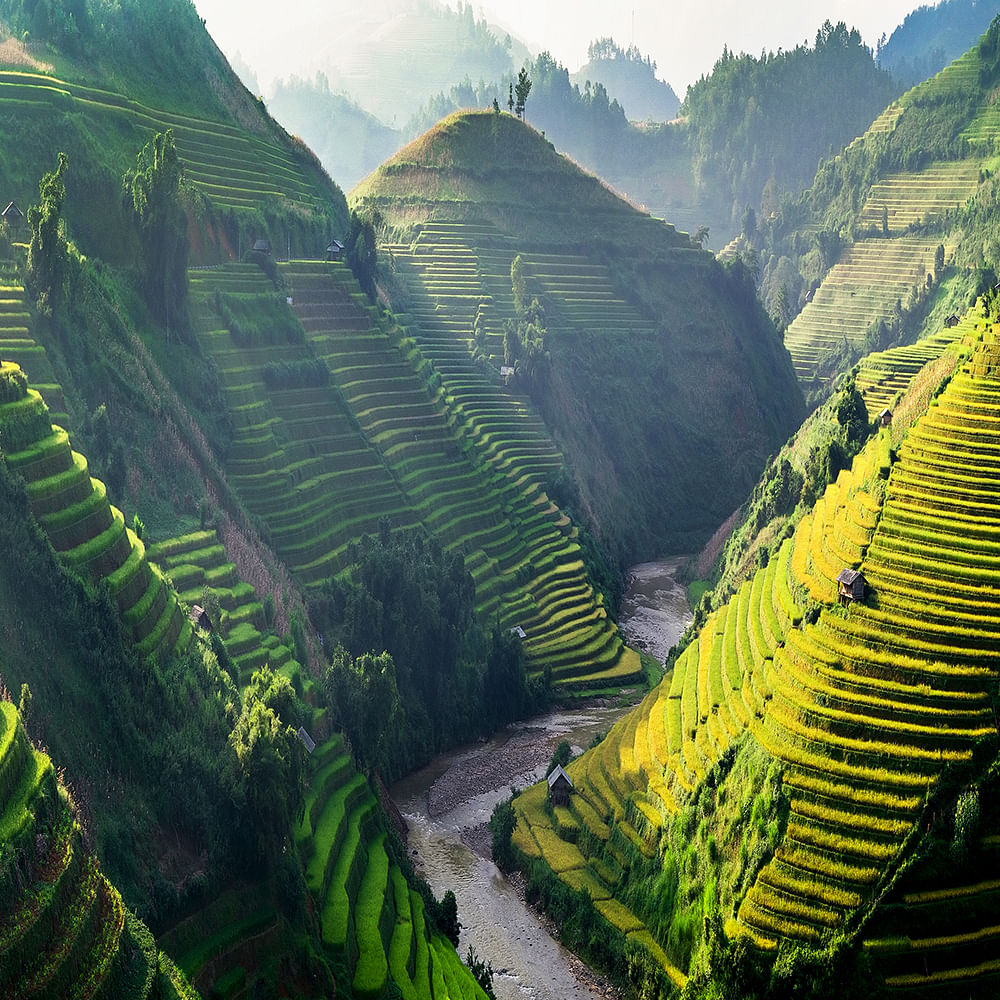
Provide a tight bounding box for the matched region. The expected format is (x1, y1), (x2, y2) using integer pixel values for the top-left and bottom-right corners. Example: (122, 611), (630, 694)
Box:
(194, 0), (919, 96)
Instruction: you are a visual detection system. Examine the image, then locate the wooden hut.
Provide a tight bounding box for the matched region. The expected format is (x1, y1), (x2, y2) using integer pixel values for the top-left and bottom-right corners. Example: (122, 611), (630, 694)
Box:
(547, 764), (573, 807)
(836, 568), (866, 605)
(252, 238), (271, 255)
(296, 726), (316, 754)
(2, 201), (23, 230)
(879, 407), (892, 427)
(326, 239), (345, 261)
(188, 604), (213, 630)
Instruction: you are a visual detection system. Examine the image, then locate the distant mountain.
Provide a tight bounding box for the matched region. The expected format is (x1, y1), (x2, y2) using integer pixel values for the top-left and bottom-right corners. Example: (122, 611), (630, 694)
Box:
(267, 74), (401, 190)
(877, 0), (1000, 88)
(570, 37), (680, 122)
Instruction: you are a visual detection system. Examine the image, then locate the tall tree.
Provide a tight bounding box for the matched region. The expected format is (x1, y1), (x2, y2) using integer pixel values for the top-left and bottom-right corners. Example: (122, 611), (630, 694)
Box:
(26, 152), (70, 317)
(515, 67), (532, 120)
(123, 129), (190, 337)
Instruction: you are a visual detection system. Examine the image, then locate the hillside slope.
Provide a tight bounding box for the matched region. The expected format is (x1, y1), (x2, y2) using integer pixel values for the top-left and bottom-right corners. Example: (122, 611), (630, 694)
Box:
(0, 699), (200, 1000)
(0, 4), (346, 266)
(354, 111), (805, 563)
(508, 318), (1000, 998)
(772, 16), (1000, 386)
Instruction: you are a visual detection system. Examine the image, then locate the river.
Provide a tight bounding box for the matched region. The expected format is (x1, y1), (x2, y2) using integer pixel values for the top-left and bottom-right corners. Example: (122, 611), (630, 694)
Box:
(390, 557), (691, 1000)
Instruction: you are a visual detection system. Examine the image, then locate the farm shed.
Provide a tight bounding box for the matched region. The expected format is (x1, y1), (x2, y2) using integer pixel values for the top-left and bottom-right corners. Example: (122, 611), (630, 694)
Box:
(252, 238), (271, 254)
(2, 201), (22, 227)
(326, 239), (345, 260)
(547, 764), (573, 806)
(188, 604), (213, 630)
(836, 568), (866, 605)
(879, 407), (892, 427)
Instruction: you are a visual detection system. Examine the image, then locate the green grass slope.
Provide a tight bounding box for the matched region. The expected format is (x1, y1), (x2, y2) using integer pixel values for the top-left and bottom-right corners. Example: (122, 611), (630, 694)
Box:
(511, 320), (1000, 997)
(0, 698), (200, 1000)
(0, 8), (345, 265)
(353, 111), (804, 563)
(776, 17), (1000, 385)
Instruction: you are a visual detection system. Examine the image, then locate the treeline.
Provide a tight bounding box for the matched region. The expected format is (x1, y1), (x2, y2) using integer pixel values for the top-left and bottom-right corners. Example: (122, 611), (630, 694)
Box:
(683, 21), (899, 232)
(308, 527), (547, 781)
(408, 25), (901, 240)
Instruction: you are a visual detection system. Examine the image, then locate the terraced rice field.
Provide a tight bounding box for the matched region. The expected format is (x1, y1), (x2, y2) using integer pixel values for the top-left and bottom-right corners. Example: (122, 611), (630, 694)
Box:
(146, 529), (300, 687)
(189, 264), (417, 585)
(0, 362), (191, 661)
(296, 736), (488, 1000)
(0, 274), (70, 428)
(784, 237), (945, 381)
(859, 161), (981, 232)
(191, 259), (638, 688)
(855, 312), (977, 417)
(0, 700), (197, 999)
(514, 345), (1000, 987)
(0, 70), (321, 212)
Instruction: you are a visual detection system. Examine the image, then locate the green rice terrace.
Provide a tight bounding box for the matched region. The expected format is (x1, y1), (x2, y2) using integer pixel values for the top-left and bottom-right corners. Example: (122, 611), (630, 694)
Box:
(0, 68), (328, 213)
(354, 111), (805, 563)
(157, 724), (488, 1000)
(138, 519), (487, 998)
(0, 698), (199, 1000)
(781, 28), (1000, 384)
(188, 259), (640, 690)
(0, 360), (190, 661)
(509, 326), (1000, 996)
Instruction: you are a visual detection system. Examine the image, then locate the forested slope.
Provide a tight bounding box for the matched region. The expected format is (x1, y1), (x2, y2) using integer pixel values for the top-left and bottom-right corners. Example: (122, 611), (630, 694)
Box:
(762, 15), (1000, 387)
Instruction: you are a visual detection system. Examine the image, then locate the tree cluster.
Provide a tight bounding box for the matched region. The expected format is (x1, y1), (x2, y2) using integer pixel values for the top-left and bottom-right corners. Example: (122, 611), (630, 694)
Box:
(310, 527), (546, 780)
(122, 130), (190, 336)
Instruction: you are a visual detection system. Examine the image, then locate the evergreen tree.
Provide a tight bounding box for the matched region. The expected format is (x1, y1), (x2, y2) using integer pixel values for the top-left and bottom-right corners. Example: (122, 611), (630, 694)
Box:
(123, 130), (190, 337)
(26, 152), (70, 317)
(515, 67), (532, 119)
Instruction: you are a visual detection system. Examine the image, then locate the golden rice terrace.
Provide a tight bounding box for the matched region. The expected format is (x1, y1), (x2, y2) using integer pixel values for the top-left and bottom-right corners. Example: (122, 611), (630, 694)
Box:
(513, 324), (1000, 996)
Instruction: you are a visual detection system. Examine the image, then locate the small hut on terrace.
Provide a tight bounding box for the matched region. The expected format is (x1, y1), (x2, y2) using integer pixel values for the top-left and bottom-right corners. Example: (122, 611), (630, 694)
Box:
(836, 568), (866, 605)
(547, 764), (573, 807)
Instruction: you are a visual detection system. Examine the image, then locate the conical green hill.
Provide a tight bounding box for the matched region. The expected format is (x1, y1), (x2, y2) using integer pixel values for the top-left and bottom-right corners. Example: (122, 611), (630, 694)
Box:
(512, 320), (1000, 996)
(353, 110), (805, 568)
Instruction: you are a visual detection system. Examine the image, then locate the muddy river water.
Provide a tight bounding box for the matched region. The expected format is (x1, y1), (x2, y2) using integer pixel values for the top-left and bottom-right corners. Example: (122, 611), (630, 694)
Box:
(390, 558), (691, 999)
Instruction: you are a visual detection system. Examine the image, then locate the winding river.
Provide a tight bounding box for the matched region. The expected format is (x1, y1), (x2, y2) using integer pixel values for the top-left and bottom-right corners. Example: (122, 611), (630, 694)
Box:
(391, 558), (691, 999)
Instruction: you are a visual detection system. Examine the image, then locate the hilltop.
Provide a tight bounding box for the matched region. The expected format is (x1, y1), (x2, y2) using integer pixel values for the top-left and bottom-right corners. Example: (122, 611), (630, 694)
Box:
(354, 110), (805, 564)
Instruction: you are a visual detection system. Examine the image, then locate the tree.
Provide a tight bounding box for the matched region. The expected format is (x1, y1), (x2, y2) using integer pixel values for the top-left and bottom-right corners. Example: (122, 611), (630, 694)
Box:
(27, 152), (70, 317)
(227, 694), (304, 862)
(508, 81), (514, 113)
(515, 67), (532, 120)
(345, 208), (379, 300)
(123, 131), (189, 336)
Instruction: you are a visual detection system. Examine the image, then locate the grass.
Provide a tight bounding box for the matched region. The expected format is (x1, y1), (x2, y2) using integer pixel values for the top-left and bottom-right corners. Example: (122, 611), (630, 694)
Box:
(352, 833), (390, 999)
